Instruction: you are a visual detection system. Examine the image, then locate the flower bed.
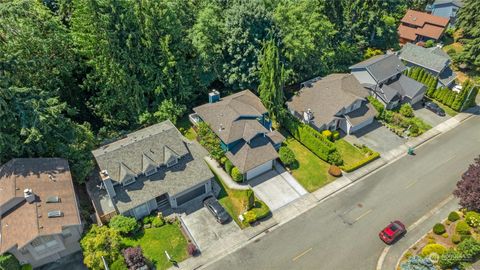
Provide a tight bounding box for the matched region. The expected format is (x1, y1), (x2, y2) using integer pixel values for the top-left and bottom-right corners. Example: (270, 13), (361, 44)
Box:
(398, 210), (480, 270)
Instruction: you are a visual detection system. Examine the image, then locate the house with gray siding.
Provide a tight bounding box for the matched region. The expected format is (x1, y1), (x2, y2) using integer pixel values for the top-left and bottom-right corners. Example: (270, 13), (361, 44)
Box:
(0, 158), (83, 268)
(350, 54), (426, 109)
(286, 74), (376, 135)
(87, 120), (214, 222)
(430, 0), (463, 25)
(397, 43), (457, 88)
(191, 90), (285, 181)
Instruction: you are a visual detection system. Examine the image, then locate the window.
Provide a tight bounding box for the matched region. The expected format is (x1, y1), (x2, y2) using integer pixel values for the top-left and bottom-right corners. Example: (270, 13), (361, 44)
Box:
(166, 158), (178, 168)
(123, 177), (136, 187)
(145, 168), (156, 176)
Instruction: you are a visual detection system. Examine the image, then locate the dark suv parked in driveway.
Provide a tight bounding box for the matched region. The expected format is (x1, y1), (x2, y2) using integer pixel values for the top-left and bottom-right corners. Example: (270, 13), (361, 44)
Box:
(204, 197), (230, 224)
(425, 101), (446, 116)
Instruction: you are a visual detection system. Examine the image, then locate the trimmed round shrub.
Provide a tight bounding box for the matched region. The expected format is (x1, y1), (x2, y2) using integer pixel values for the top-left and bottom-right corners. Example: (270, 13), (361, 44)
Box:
(328, 165), (342, 177)
(421, 243), (447, 257)
(465, 211), (480, 228)
(448, 211), (460, 222)
(187, 243), (197, 256)
(433, 223), (446, 235)
(244, 211), (257, 223)
(441, 233), (449, 238)
(332, 130), (340, 141)
(109, 215), (138, 234)
(220, 156), (227, 165)
(455, 220), (471, 235)
(152, 216), (164, 228)
(279, 146), (296, 166)
(231, 167), (243, 182)
(225, 160), (233, 175)
(399, 103), (414, 118)
(321, 130), (332, 140)
(451, 233), (462, 244)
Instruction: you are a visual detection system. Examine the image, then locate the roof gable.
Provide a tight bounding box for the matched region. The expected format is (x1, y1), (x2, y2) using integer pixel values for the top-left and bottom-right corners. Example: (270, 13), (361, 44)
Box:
(350, 55), (406, 82)
(398, 43), (450, 72)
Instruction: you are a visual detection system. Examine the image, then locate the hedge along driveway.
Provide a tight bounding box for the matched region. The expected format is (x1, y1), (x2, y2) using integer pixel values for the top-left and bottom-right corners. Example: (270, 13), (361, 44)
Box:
(282, 135), (335, 192)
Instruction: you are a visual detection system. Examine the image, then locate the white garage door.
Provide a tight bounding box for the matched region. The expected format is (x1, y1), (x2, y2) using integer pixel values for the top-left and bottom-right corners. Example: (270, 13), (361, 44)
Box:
(246, 160), (273, 180)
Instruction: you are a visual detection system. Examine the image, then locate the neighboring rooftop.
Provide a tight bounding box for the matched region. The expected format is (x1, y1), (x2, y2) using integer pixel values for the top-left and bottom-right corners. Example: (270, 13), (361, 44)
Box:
(349, 54), (407, 83)
(0, 158), (81, 253)
(287, 74), (371, 128)
(399, 10), (449, 41)
(433, 0), (463, 7)
(193, 90), (268, 144)
(225, 135), (278, 173)
(89, 121), (214, 215)
(398, 43), (450, 72)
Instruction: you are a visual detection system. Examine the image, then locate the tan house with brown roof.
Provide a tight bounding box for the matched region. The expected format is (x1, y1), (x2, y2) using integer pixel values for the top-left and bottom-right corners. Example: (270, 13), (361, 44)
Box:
(0, 158), (83, 268)
(192, 90), (284, 181)
(287, 74), (376, 135)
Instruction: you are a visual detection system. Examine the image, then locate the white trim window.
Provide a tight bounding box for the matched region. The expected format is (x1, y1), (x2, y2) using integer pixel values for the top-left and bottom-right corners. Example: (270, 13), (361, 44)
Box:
(166, 158), (178, 168)
(123, 177), (136, 187)
(145, 168), (157, 176)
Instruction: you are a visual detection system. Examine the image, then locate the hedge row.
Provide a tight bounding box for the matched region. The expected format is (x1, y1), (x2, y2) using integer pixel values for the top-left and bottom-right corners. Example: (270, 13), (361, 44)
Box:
(282, 114), (338, 163)
(340, 151), (380, 172)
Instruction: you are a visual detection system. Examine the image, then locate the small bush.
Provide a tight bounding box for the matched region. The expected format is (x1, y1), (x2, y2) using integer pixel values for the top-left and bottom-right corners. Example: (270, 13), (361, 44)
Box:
(20, 265), (32, 270)
(250, 200), (270, 220)
(244, 211), (257, 223)
(245, 189), (255, 210)
(152, 216), (165, 228)
(109, 215), (138, 235)
(225, 160), (233, 175)
(328, 165), (342, 177)
(421, 243), (447, 257)
(424, 40), (435, 48)
(332, 130), (340, 141)
(231, 167), (243, 182)
(187, 243), (197, 256)
(441, 233), (449, 238)
(433, 223), (446, 235)
(327, 151), (343, 166)
(457, 237), (480, 260)
(399, 103), (414, 118)
(465, 211), (480, 228)
(279, 146), (296, 166)
(452, 233), (462, 244)
(439, 249), (463, 269)
(322, 130), (332, 140)
(455, 220), (471, 235)
(448, 211), (460, 222)
(0, 254), (20, 270)
(123, 247), (146, 270)
(220, 156), (227, 165)
(142, 215), (155, 225)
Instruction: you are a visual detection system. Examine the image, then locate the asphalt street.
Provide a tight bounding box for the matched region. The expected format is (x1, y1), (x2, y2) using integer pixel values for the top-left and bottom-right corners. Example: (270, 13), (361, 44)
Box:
(205, 114), (480, 270)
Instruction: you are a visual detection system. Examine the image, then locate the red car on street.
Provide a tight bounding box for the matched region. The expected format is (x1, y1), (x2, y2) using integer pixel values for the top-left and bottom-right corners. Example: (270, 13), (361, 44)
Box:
(379, 220), (406, 244)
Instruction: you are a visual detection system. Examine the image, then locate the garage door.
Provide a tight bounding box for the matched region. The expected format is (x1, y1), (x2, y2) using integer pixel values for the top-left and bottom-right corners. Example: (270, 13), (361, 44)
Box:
(246, 160), (273, 180)
(175, 184), (206, 206)
(350, 116), (374, 134)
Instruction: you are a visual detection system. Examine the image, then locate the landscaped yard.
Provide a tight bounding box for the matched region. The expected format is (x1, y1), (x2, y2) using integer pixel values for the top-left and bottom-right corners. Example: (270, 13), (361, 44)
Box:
(334, 139), (366, 168)
(176, 116), (197, 140)
(431, 99), (458, 117)
(122, 224), (189, 270)
(282, 135), (335, 192)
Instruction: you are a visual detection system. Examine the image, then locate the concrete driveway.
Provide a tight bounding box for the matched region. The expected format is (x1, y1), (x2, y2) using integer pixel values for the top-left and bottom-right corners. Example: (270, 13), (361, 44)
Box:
(181, 207), (242, 252)
(345, 120), (405, 155)
(249, 165), (307, 212)
(413, 105), (451, 127)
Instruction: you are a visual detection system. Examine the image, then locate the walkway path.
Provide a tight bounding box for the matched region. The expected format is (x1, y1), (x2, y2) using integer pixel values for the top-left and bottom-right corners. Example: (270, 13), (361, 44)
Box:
(204, 157), (249, 190)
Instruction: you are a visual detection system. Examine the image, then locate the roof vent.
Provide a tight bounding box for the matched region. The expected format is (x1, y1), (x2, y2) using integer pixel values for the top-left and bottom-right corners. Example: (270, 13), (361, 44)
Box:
(101, 170), (109, 177)
(219, 124), (224, 132)
(47, 210), (63, 218)
(48, 174), (56, 182)
(24, 189), (35, 203)
(46, 196), (60, 203)
(303, 109), (314, 123)
(413, 17), (416, 21)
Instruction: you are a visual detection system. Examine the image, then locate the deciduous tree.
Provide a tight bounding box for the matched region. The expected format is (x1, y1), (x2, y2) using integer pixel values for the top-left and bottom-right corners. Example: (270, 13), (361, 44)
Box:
(453, 156), (480, 211)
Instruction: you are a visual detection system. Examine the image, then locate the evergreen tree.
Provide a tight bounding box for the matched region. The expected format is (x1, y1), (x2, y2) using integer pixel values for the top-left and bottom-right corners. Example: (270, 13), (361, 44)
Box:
(456, 0), (480, 71)
(258, 39), (285, 124)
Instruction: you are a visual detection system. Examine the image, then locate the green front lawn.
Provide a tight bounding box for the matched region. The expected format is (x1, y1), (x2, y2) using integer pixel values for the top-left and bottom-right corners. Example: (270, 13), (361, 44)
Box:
(334, 139), (365, 168)
(122, 225), (189, 270)
(283, 135), (335, 192)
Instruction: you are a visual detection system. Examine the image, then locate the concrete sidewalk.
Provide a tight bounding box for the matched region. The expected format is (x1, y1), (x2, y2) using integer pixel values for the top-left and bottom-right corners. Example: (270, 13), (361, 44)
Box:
(172, 107), (478, 270)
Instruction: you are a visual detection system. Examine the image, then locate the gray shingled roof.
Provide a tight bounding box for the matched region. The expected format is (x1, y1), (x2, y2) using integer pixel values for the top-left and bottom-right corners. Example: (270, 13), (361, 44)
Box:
(433, 0), (463, 7)
(88, 122), (214, 215)
(225, 135), (278, 173)
(439, 66), (457, 86)
(350, 54), (407, 83)
(193, 90), (268, 144)
(386, 74), (426, 99)
(92, 121), (188, 184)
(287, 74), (370, 128)
(398, 43), (450, 73)
(345, 103), (377, 126)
